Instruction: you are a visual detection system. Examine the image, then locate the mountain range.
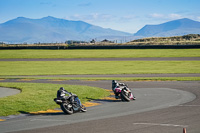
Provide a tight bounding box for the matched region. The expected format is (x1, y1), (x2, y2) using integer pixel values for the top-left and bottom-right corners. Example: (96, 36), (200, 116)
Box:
(0, 16), (131, 43)
(134, 18), (200, 37)
(0, 16), (200, 43)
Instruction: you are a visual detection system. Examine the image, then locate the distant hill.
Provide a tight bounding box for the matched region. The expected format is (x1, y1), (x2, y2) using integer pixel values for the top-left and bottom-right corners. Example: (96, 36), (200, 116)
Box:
(0, 16), (131, 43)
(134, 18), (200, 37)
(1, 17), (200, 44)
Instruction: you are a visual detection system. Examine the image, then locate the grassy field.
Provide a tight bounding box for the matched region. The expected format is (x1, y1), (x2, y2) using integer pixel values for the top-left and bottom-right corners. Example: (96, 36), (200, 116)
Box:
(0, 49), (200, 58)
(0, 82), (110, 116)
(0, 61), (199, 75)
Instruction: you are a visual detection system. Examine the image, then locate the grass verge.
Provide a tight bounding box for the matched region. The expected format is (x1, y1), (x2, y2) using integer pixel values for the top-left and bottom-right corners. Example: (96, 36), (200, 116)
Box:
(0, 61), (199, 75)
(0, 49), (200, 58)
(0, 82), (110, 116)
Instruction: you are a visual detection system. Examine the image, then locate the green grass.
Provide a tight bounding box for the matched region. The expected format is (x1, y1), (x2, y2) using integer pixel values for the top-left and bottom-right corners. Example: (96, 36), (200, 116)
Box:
(1, 76), (200, 81)
(0, 49), (200, 58)
(0, 61), (199, 76)
(0, 82), (110, 116)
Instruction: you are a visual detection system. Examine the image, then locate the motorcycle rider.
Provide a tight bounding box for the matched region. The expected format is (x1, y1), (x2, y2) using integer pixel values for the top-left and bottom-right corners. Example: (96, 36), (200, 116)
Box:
(112, 80), (136, 100)
(112, 80), (124, 99)
(114, 84), (120, 99)
(112, 80), (126, 90)
(57, 87), (70, 99)
(112, 80), (117, 91)
(57, 87), (82, 106)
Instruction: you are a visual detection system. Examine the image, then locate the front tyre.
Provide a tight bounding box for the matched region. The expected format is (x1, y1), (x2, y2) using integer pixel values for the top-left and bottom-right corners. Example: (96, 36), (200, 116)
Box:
(80, 105), (87, 112)
(61, 103), (73, 114)
(120, 90), (130, 102)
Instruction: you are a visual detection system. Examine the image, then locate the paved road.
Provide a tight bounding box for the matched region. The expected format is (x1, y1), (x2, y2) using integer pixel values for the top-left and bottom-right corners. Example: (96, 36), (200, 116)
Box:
(0, 80), (199, 133)
(0, 87), (20, 98)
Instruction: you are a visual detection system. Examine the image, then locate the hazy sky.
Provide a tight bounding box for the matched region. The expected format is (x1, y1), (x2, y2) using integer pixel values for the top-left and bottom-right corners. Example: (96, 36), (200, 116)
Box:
(0, 0), (199, 33)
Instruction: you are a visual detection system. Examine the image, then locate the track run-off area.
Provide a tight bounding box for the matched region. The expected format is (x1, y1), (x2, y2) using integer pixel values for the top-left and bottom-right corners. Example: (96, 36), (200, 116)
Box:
(0, 57), (200, 133)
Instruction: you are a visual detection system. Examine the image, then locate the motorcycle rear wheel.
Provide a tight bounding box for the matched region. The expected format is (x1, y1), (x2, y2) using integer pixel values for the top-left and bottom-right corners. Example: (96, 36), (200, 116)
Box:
(61, 103), (73, 114)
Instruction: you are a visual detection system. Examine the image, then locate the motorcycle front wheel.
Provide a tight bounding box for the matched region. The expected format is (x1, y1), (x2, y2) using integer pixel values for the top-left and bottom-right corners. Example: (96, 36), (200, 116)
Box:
(61, 103), (73, 114)
(80, 105), (87, 112)
(120, 90), (131, 102)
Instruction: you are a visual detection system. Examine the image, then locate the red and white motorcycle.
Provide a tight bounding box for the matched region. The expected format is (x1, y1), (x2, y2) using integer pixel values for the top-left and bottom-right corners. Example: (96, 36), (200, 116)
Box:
(112, 80), (136, 101)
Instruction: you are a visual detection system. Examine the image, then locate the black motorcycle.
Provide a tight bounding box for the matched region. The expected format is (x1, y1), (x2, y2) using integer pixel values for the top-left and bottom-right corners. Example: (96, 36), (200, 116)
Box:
(54, 93), (87, 114)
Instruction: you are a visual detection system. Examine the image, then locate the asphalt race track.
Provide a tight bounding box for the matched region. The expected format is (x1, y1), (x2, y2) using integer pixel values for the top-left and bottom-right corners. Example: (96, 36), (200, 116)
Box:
(0, 80), (200, 133)
(0, 87), (20, 98)
(0, 57), (200, 133)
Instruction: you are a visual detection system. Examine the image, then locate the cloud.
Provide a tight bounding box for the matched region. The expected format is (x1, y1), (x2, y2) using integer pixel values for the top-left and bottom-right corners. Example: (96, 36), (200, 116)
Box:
(67, 13), (139, 23)
(168, 13), (182, 19)
(121, 15), (138, 20)
(66, 13), (116, 22)
(149, 13), (182, 20)
(40, 2), (56, 7)
(197, 16), (200, 21)
(150, 13), (164, 18)
(78, 2), (91, 7)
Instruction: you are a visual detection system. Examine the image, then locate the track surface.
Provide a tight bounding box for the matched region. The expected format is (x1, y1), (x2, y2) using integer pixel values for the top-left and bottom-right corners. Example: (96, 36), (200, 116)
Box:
(0, 57), (200, 133)
(0, 80), (199, 133)
(0, 87), (20, 98)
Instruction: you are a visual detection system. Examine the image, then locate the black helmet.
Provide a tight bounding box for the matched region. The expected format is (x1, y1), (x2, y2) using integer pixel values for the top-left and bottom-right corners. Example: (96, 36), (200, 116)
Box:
(112, 80), (117, 83)
(60, 87), (64, 91)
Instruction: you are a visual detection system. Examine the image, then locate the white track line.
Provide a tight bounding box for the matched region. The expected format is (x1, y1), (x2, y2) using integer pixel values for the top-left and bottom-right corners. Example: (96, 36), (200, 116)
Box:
(30, 118), (71, 122)
(178, 105), (200, 107)
(133, 123), (188, 128)
(30, 119), (71, 122)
